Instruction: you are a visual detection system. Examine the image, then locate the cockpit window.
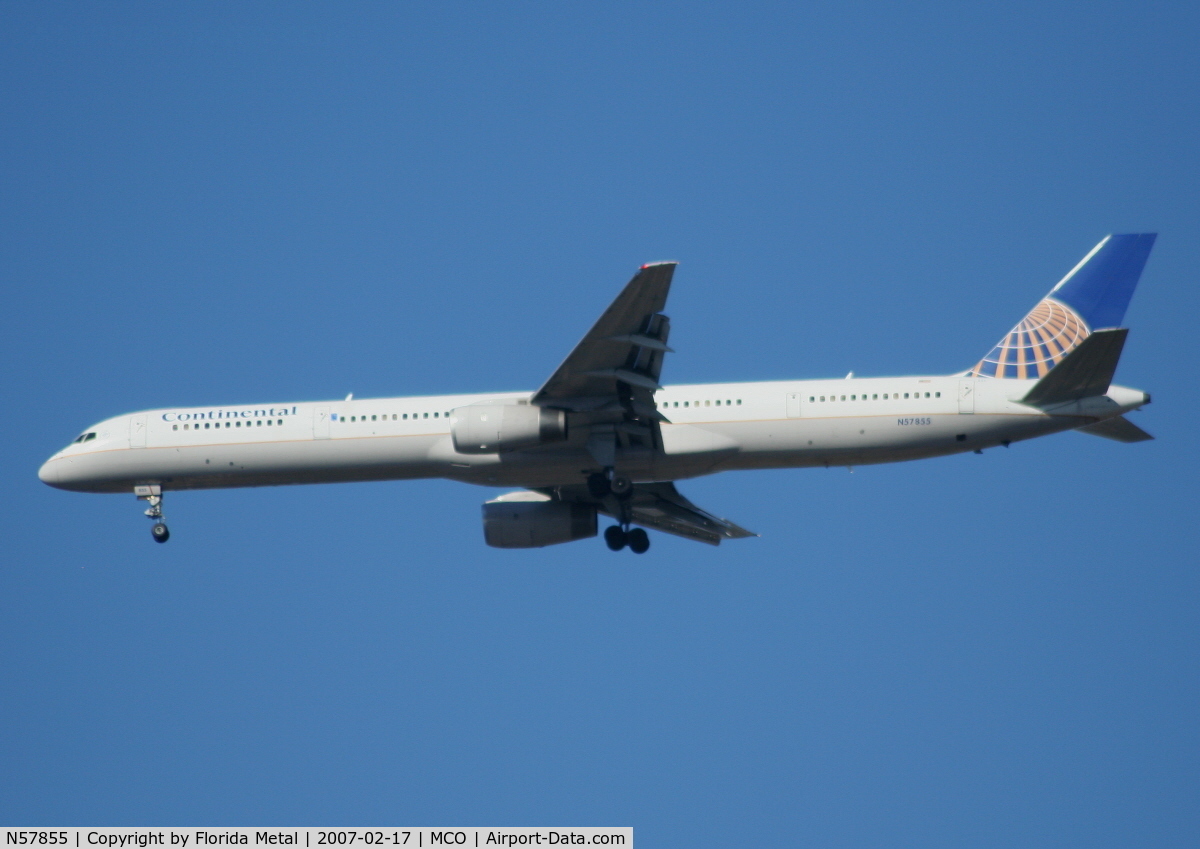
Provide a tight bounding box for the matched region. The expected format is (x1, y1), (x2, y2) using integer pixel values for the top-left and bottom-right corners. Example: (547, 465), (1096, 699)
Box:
(73, 432), (97, 443)
(86, 433), (96, 441)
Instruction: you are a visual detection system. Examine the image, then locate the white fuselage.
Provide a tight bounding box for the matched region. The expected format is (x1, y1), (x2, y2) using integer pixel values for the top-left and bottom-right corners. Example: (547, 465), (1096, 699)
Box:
(38, 375), (1149, 495)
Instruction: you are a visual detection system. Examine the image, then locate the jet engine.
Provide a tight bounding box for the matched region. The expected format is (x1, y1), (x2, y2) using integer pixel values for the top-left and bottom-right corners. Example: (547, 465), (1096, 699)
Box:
(451, 404), (567, 454)
(482, 493), (597, 548)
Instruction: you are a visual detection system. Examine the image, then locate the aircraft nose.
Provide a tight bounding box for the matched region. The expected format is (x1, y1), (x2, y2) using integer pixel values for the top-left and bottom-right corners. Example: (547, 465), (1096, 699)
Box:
(38, 457), (60, 486)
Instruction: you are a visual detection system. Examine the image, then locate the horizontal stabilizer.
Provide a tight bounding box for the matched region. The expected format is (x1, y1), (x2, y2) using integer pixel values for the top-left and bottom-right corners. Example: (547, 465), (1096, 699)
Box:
(1022, 328), (1128, 406)
(1076, 416), (1154, 443)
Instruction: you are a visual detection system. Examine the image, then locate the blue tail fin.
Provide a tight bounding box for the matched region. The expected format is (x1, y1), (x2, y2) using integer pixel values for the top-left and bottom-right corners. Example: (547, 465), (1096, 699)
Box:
(969, 234), (1156, 379)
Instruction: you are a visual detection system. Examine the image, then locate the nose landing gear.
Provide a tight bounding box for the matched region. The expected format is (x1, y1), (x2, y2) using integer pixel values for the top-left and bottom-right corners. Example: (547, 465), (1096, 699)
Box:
(135, 484), (170, 543)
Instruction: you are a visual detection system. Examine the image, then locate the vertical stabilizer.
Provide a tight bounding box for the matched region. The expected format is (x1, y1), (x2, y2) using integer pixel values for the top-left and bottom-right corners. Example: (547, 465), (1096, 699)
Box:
(969, 234), (1155, 379)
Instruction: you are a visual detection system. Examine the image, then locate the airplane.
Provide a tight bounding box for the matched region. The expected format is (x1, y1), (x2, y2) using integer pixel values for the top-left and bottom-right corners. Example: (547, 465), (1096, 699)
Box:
(39, 234), (1156, 553)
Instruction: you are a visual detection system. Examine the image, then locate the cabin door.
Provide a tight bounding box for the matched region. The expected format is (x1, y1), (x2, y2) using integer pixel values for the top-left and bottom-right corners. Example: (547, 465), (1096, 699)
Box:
(786, 392), (802, 418)
(129, 414), (147, 448)
(313, 406), (331, 439)
(957, 379), (976, 414)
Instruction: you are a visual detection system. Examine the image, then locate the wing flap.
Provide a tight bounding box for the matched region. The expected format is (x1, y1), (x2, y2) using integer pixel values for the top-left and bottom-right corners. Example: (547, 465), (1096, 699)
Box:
(541, 481), (756, 546)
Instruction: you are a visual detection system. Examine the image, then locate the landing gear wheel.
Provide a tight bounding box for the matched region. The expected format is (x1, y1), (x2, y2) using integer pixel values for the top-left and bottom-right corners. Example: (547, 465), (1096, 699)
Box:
(610, 476), (633, 498)
(151, 522), (170, 543)
(604, 525), (627, 551)
(627, 527), (650, 554)
(587, 472), (611, 499)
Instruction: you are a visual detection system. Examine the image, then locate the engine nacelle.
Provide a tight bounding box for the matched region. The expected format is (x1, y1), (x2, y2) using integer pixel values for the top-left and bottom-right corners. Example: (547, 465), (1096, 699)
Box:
(451, 404), (567, 454)
(482, 493), (597, 549)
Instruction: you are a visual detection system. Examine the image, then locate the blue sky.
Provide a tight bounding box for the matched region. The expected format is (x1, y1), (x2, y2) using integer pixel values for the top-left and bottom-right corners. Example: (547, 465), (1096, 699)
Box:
(2, 2), (1198, 845)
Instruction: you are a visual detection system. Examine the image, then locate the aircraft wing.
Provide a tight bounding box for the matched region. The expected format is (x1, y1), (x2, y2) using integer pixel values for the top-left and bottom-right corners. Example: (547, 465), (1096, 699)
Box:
(541, 481), (757, 546)
(528, 260), (754, 546)
(532, 262), (676, 451)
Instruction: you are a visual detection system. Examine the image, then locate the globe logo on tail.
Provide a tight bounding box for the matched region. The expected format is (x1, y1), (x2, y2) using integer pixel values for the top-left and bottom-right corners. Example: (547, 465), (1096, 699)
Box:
(969, 298), (1089, 379)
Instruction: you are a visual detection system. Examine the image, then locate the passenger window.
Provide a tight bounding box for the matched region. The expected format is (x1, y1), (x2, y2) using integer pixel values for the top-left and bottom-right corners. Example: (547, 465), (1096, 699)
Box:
(820, 396), (825, 402)
(715, 400), (721, 406)
(736, 400), (741, 405)
(936, 392), (941, 398)
(705, 400), (710, 407)
(205, 422), (211, 429)
(683, 402), (688, 407)
(841, 395), (846, 401)
(809, 397), (815, 403)
(371, 415), (376, 421)
(227, 422), (231, 427)
(392, 414), (397, 420)
(172, 425), (178, 431)
(904, 393), (909, 399)
(925, 392), (930, 398)
(423, 413), (428, 419)
(434, 412), (439, 418)
(266, 420), (271, 426)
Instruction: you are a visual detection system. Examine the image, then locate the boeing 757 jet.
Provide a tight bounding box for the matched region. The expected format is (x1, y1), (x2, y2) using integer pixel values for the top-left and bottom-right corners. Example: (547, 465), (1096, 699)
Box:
(39, 235), (1156, 552)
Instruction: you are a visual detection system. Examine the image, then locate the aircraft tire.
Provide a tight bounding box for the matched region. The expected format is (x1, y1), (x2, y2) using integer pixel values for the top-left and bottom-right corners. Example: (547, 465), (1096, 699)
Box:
(627, 528), (650, 554)
(604, 525), (626, 551)
(151, 522), (170, 543)
(610, 476), (632, 498)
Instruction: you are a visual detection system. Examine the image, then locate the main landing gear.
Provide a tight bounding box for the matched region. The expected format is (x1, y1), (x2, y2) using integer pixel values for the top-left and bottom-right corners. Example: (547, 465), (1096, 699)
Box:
(604, 525), (650, 554)
(587, 470), (632, 499)
(588, 468), (647, 553)
(135, 484), (170, 543)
